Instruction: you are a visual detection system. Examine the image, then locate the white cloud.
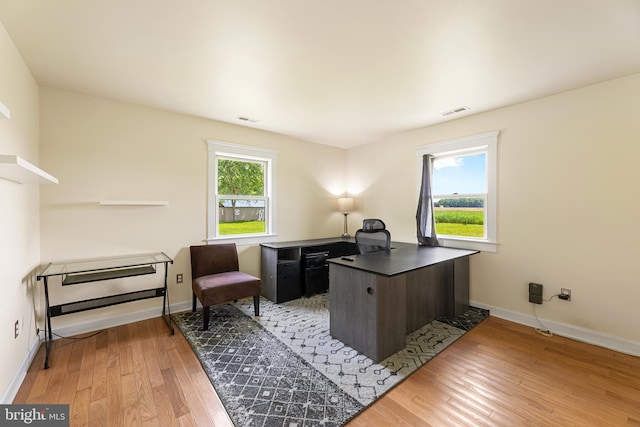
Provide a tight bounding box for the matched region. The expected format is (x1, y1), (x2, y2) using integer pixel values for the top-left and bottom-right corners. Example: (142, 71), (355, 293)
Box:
(433, 157), (463, 169)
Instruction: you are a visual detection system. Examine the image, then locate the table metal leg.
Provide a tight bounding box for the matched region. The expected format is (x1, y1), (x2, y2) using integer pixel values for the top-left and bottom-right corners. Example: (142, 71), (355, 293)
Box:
(162, 261), (174, 334)
(43, 277), (52, 369)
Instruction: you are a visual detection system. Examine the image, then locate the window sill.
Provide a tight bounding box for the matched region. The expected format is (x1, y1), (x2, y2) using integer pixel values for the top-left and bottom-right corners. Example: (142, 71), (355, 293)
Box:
(206, 234), (278, 246)
(437, 236), (498, 253)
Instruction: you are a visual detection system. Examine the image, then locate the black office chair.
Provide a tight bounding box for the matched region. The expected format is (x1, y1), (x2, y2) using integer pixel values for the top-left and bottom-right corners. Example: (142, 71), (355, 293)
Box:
(355, 219), (391, 254)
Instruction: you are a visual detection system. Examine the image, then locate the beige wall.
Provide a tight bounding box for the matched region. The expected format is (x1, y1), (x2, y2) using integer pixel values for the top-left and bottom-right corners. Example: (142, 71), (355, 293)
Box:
(347, 73), (640, 345)
(38, 87), (347, 329)
(0, 23), (41, 397)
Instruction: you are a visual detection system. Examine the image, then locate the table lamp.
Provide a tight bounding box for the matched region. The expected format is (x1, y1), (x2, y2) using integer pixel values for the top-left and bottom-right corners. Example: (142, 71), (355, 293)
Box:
(338, 197), (354, 238)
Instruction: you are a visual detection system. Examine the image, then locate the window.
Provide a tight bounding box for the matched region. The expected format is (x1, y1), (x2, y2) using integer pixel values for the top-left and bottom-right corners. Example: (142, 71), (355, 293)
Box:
(417, 131), (498, 252)
(208, 140), (277, 242)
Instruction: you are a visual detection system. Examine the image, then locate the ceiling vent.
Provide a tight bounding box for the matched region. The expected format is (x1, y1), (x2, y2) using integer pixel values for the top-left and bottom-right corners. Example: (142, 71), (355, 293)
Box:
(236, 116), (258, 123)
(441, 106), (470, 117)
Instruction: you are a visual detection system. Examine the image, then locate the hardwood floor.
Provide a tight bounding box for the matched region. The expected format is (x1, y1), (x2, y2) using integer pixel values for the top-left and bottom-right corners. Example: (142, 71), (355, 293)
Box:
(351, 317), (640, 426)
(14, 316), (233, 426)
(13, 315), (640, 426)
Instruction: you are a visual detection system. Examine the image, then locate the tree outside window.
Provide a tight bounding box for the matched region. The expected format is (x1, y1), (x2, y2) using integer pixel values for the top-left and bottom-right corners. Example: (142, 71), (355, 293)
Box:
(207, 140), (278, 241)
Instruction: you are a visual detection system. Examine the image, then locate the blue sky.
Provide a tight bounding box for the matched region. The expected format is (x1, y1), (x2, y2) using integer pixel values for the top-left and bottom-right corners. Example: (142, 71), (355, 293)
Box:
(432, 153), (486, 195)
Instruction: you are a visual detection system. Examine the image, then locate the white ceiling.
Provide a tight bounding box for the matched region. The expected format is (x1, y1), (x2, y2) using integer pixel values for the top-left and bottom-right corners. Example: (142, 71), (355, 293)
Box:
(1, 0), (639, 148)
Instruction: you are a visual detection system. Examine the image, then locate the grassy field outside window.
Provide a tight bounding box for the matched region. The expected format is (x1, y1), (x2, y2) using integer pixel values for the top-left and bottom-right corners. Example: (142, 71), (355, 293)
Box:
(435, 208), (484, 238)
(219, 220), (265, 235)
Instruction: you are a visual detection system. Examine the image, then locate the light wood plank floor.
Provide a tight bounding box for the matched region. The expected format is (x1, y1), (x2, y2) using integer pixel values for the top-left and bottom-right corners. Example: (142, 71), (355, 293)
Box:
(13, 315), (640, 426)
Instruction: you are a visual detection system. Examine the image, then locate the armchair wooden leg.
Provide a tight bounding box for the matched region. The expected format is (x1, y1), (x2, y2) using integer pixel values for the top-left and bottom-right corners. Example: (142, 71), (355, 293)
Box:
(192, 293), (197, 312)
(202, 306), (210, 331)
(253, 295), (260, 316)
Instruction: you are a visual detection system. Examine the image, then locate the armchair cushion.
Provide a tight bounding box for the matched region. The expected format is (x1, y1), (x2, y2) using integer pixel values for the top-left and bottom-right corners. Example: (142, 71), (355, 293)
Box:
(193, 271), (261, 307)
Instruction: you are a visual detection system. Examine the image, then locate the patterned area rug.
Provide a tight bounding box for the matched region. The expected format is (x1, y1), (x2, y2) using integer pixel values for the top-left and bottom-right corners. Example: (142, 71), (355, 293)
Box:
(173, 294), (488, 426)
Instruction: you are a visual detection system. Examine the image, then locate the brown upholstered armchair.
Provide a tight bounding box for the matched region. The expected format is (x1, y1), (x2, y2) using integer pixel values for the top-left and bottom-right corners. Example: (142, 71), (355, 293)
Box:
(189, 243), (261, 330)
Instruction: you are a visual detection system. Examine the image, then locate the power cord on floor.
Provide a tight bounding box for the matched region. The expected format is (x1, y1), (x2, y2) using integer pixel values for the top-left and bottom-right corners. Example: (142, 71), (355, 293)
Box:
(55, 330), (104, 339)
(533, 294), (561, 337)
(39, 329), (104, 340)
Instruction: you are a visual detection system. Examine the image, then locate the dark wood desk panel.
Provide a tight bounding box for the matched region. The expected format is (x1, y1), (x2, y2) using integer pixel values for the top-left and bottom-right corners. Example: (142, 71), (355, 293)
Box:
(329, 265), (406, 361)
(404, 260), (450, 334)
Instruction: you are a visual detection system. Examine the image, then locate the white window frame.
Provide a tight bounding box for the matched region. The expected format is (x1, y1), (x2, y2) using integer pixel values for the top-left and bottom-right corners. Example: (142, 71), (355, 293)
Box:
(416, 130), (498, 252)
(207, 140), (278, 244)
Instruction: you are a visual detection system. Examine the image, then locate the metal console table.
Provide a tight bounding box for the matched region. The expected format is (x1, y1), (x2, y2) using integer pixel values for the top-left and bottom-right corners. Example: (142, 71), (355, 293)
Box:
(36, 252), (174, 369)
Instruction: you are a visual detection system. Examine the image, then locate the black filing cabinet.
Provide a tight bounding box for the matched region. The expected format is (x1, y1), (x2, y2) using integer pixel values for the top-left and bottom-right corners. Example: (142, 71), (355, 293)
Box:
(277, 260), (301, 302)
(260, 245), (301, 303)
(302, 251), (329, 297)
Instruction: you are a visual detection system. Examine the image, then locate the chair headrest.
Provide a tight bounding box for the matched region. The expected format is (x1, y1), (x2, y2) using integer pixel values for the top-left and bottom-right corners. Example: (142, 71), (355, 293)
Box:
(362, 218), (386, 232)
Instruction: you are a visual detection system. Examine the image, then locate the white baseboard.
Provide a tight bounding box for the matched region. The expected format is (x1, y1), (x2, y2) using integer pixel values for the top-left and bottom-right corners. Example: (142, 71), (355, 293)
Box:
(1, 334), (41, 404)
(471, 300), (640, 357)
(1, 300), (192, 404)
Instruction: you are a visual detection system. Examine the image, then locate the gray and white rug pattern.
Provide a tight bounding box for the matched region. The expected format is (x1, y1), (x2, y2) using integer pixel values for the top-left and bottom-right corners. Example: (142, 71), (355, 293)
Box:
(233, 294), (467, 406)
(173, 294), (488, 426)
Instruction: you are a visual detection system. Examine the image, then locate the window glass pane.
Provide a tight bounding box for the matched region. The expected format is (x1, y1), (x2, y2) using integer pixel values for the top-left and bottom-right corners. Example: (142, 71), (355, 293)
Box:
(208, 140), (277, 241)
(416, 130), (497, 251)
(433, 196), (485, 238)
(432, 152), (485, 195)
(217, 159), (265, 196)
(218, 199), (266, 235)
(432, 152), (486, 239)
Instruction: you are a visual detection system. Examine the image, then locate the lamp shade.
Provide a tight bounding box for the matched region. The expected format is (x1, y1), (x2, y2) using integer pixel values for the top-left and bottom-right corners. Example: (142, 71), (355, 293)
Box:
(338, 197), (354, 213)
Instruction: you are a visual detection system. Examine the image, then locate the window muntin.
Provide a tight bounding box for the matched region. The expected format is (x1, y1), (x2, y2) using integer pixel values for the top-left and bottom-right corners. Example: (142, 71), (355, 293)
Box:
(208, 141), (277, 241)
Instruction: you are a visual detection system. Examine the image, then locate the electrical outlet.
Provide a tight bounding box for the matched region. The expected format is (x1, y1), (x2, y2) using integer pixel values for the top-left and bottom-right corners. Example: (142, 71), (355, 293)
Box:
(176, 274), (183, 284)
(560, 288), (572, 301)
(14, 320), (19, 339)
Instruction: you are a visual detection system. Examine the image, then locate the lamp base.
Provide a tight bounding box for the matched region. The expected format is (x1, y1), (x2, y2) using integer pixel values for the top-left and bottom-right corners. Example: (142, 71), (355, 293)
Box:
(341, 212), (350, 239)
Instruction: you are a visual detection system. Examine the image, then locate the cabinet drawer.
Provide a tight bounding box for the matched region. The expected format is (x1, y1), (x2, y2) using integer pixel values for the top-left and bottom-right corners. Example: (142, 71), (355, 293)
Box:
(277, 260), (300, 278)
(276, 260), (301, 302)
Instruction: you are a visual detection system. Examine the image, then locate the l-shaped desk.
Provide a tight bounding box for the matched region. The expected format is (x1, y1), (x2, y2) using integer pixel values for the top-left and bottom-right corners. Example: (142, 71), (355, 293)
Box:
(328, 244), (477, 362)
(261, 238), (477, 363)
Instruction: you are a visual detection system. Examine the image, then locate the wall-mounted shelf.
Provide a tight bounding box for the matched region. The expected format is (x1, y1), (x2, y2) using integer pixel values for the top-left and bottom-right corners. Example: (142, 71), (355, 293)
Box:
(0, 155), (59, 184)
(99, 200), (169, 206)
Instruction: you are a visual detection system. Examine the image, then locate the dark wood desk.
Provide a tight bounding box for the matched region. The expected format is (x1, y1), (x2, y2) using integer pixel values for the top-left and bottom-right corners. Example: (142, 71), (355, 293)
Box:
(260, 238), (358, 303)
(328, 245), (477, 362)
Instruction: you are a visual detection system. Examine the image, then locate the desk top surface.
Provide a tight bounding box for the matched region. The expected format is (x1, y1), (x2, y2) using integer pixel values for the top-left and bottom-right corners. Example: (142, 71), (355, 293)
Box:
(261, 237), (355, 249)
(327, 245), (477, 277)
(38, 252), (173, 278)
